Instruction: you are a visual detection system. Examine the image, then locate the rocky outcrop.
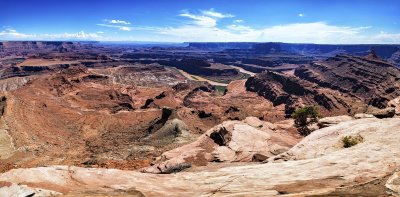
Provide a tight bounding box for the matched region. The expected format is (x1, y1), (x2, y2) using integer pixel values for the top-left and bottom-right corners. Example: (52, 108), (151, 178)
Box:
(246, 54), (400, 116)
(0, 41), (85, 58)
(245, 70), (346, 116)
(295, 55), (400, 108)
(0, 64), (73, 80)
(368, 107), (396, 118)
(1, 118), (399, 196)
(142, 117), (300, 173)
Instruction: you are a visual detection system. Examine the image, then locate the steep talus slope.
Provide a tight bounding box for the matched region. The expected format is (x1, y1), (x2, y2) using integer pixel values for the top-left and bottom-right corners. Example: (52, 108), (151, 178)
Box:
(246, 54), (400, 116)
(0, 118), (399, 196)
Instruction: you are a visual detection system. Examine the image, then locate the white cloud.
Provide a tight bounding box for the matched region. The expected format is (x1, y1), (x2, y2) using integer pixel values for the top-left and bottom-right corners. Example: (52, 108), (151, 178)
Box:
(179, 12), (217, 27)
(0, 28), (100, 40)
(159, 9), (392, 44)
(98, 19), (132, 31)
(259, 22), (361, 43)
(44, 31), (100, 39)
(0, 28), (35, 38)
(154, 13), (400, 44)
(227, 24), (255, 33)
(179, 9), (234, 28)
(158, 25), (259, 42)
(119, 26), (131, 31)
(298, 13), (304, 17)
(97, 24), (131, 31)
(201, 9), (234, 18)
(108, 19), (130, 25)
(367, 31), (400, 44)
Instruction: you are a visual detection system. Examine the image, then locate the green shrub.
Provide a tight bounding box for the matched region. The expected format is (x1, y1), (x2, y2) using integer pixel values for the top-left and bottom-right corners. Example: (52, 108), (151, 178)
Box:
(342, 136), (362, 148)
(214, 85), (227, 93)
(292, 106), (321, 136)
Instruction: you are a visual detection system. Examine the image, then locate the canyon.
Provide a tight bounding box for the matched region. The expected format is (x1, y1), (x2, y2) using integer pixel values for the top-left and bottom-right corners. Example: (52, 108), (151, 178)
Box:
(0, 41), (399, 196)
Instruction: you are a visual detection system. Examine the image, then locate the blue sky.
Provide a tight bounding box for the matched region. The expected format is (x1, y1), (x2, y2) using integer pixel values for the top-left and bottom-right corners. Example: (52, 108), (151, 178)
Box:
(0, 0), (399, 43)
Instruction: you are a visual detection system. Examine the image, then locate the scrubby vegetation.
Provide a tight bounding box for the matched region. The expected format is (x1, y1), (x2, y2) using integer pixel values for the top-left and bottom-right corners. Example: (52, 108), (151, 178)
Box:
(342, 136), (363, 148)
(214, 85), (227, 94)
(292, 106), (321, 136)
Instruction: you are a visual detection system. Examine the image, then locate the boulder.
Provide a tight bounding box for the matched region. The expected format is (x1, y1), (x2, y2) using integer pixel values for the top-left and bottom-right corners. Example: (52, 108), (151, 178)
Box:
(317, 115), (354, 128)
(368, 107), (396, 118)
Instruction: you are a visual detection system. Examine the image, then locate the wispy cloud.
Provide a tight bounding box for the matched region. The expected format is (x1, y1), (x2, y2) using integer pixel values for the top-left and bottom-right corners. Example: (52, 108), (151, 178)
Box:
(179, 9), (234, 28)
(0, 28), (100, 40)
(0, 28), (35, 38)
(201, 8), (234, 18)
(107, 19), (130, 25)
(98, 19), (132, 31)
(153, 11), (400, 44)
(43, 31), (101, 39)
(97, 23), (131, 31)
(163, 20), (394, 43)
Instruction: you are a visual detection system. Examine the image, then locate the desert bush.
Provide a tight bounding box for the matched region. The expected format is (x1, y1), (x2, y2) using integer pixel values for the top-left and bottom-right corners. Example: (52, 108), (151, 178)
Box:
(292, 106), (321, 136)
(342, 136), (362, 148)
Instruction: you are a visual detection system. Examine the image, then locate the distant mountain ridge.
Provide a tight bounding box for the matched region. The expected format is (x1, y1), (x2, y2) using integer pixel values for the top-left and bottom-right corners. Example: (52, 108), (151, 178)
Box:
(188, 42), (400, 66)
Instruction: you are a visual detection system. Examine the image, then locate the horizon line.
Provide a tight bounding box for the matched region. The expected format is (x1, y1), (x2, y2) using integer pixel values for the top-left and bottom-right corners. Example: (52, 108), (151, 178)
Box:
(1, 40), (400, 46)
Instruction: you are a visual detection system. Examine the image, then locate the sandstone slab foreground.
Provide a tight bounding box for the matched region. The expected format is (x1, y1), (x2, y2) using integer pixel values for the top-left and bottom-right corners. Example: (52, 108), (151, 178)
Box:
(0, 118), (399, 196)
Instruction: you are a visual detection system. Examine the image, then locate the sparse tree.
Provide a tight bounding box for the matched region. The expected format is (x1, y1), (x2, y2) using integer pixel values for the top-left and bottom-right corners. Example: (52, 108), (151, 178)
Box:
(292, 106), (320, 136)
